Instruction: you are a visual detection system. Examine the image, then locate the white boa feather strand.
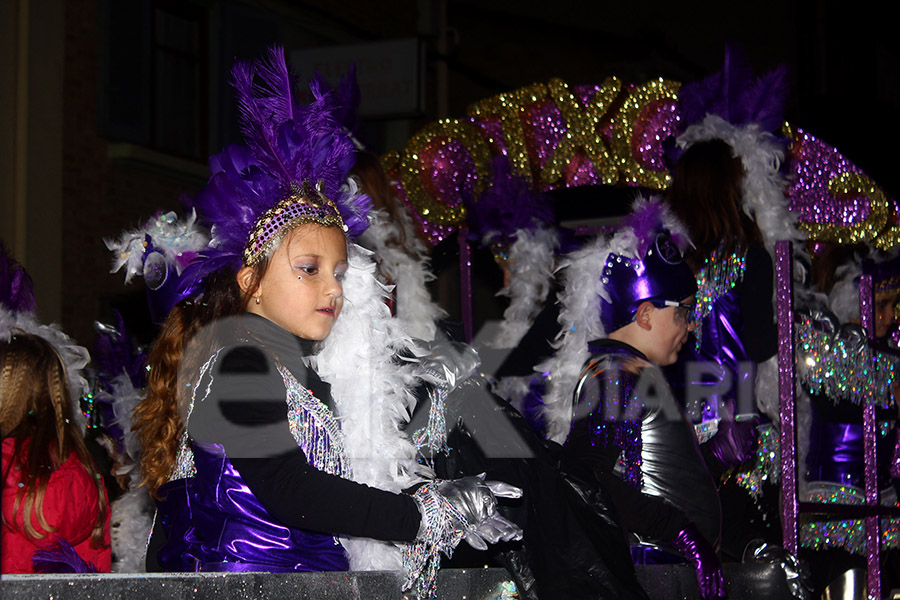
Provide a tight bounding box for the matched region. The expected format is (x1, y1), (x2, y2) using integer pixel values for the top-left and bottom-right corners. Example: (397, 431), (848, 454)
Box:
(109, 486), (154, 572)
(358, 207), (445, 341)
(314, 243), (431, 570)
(489, 228), (559, 349)
(677, 114), (803, 259)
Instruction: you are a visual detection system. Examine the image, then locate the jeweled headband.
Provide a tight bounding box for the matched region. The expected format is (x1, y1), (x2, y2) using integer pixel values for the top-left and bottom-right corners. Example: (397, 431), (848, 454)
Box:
(242, 181), (348, 266)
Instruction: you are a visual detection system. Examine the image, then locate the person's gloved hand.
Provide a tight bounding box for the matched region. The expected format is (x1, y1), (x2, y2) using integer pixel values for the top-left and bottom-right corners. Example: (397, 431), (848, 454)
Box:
(707, 414), (759, 468)
(672, 523), (727, 600)
(420, 341), (481, 390)
(434, 474), (523, 550)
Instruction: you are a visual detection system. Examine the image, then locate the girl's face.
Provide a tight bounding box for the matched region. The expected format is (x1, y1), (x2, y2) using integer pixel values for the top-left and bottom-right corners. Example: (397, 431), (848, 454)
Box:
(244, 224), (349, 341)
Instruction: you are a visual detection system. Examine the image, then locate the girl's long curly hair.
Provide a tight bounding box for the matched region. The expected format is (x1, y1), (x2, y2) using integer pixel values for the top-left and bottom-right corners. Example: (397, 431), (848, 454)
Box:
(0, 332), (109, 548)
(133, 267), (262, 498)
(668, 139), (763, 266)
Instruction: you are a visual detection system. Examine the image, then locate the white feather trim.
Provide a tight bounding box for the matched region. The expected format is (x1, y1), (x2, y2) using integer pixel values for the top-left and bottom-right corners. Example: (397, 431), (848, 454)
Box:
(0, 306), (91, 433)
(828, 261), (863, 324)
(677, 114), (803, 258)
(754, 355), (780, 426)
(315, 243), (431, 570)
(358, 208), (446, 341)
(109, 487), (154, 572)
(536, 234), (612, 444)
(105, 210), (209, 283)
(489, 228), (559, 349)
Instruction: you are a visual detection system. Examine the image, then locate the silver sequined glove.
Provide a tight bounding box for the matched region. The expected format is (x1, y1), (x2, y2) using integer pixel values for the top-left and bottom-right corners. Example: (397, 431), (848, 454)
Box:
(433, 473), (523, 550)
(420, 341), (481, 391)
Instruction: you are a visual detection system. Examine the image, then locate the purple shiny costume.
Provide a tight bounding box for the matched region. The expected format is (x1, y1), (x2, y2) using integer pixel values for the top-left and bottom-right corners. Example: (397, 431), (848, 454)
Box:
(155, 442), (348, 572)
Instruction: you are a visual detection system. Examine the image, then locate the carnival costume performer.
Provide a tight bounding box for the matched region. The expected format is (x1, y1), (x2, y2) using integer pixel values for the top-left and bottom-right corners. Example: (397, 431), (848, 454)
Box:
(533, 198), (727, 600)
(1, 243), (111, 573)
(129, 47), (521, 597)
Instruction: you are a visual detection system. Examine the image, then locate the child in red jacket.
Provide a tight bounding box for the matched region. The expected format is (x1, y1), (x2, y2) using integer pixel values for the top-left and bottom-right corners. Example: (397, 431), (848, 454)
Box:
(1, 332), (111, 573)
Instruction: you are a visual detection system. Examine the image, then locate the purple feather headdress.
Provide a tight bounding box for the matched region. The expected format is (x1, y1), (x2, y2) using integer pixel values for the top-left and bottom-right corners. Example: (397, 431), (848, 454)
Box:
(465, 156), (555, 260)
(184, 46), (371, 277)
(672, 44), (800, 257)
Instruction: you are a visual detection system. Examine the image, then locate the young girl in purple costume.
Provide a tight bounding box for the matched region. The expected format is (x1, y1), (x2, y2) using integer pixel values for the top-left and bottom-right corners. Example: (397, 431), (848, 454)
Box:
(130, 47), (520, 595)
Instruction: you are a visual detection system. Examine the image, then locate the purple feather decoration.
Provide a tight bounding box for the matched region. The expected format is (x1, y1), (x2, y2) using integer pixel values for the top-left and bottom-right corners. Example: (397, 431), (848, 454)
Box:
(92, 311), (147, 391)
(678, 44), (789, 132)
(183, 45), (369, 277)
(0, 240), (37, 313)
(466, 156), (555, 249)
(624, 200), (666, 258)
(32, 538), (98, 573)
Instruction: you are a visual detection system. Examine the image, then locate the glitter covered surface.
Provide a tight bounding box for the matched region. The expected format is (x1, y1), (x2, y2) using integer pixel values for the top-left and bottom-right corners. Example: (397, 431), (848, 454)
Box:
(388, 77), (683, 245)
(776, 241), (799, 555)
(2, 565), (796, 600)
(386, 80), (896, 251)
(692, 246), (747, 345)
(734, 424), (781, 499)
(799, 482), (900, 556)
(1, 570), (518, 600)
(795, 313), (896, 406)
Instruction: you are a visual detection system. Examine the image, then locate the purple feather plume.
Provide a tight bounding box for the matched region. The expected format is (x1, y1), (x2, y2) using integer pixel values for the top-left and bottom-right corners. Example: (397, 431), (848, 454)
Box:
(181, 45), (369, 282)
(92, 311), (147, 391)
(32, 538), (98, 573)
(624, 200), (666, 258)
(466, 156), (555, 248)
(0, 240), (37, 313)
(678, 44), (789, 132)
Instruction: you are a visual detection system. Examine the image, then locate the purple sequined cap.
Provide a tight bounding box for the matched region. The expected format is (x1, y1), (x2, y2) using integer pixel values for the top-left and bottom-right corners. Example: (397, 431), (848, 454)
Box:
(599, 233), (697, 332)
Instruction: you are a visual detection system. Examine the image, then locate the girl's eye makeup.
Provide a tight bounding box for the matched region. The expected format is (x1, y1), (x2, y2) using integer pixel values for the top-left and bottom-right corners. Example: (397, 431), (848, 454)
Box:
(335, 267), (348, 282)
(294, 263), (319, 276)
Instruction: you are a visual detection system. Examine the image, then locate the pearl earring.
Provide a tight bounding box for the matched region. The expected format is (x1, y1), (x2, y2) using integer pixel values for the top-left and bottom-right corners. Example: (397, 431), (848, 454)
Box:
(255, 296), (260, 304)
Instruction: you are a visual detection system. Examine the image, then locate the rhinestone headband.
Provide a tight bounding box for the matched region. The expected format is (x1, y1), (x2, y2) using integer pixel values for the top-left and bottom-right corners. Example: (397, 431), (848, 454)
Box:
(243, 182), (348, 266)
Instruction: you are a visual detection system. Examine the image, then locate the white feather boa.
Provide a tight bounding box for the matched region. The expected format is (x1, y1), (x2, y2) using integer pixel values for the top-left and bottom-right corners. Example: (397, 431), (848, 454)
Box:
(538, 196), (688, 443)
(104, 210), (209, 283)
(101, 374), (155, 573)
(489, 228), (559, 349)
(0, 306), (91, 433)
(314, 243), (431, 570)
(358, 207), (445, 342)
(677, 114), (803, 259)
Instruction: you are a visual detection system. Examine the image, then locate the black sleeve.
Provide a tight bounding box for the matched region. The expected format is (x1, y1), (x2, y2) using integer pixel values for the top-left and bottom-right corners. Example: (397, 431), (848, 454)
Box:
(495, 299), (561, 379)
(189, 345), (421, 543)
(230, 453), (420, 542)
(562, 365), (688, 541)
(739, 246), (778, 363)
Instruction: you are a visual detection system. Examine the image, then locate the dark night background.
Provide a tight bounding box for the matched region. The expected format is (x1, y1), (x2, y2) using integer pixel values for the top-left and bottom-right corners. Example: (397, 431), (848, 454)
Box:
(1, 0), (895, 346)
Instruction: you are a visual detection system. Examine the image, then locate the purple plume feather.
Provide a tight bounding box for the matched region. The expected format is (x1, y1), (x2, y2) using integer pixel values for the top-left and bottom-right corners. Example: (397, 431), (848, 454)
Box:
(0, 240), (37, 313)
(466, 156), (555, 248)
(92, 311), (147, 390)
(678, 44), (789, 132)
(624, 200), (666, 258)
(185, 45), (368, 271)
(32, 538), (98, 574)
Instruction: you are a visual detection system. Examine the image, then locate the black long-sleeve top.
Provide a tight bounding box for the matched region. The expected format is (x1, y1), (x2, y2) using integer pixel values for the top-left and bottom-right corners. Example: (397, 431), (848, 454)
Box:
(177, 314), (421, 542)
